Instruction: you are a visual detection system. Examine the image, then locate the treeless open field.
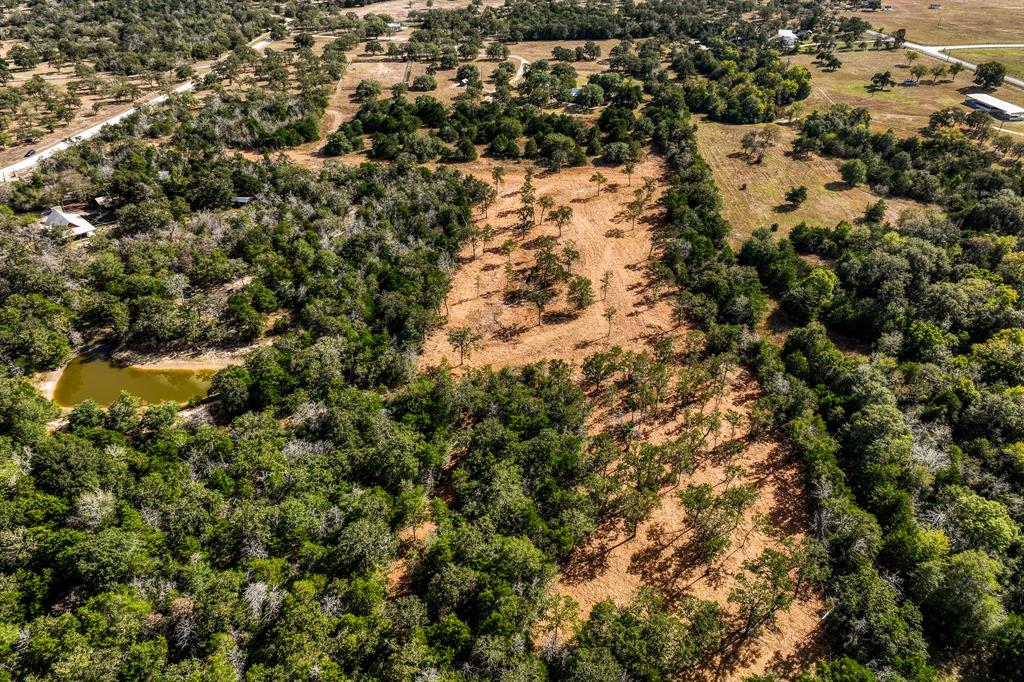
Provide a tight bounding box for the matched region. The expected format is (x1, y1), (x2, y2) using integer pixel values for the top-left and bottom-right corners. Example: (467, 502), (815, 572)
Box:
(417, 156), (827, 680)
(695, 119), (922, 244)
(792, 50), (1024, 137)
(841, 0), (1024, 46)
(951, 47), (1024, 80)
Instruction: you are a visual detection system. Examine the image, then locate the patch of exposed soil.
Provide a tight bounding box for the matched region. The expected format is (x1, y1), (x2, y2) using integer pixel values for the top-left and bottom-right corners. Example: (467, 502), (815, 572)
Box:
(419, 157), (675, 371)
(556, 367), (828, 681)
(418, 156), (829, 680)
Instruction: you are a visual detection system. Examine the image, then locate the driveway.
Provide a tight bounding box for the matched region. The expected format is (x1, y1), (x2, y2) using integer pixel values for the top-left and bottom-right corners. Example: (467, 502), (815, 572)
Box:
(0, 33), (281, 181)
(866, 31), (1024, 89)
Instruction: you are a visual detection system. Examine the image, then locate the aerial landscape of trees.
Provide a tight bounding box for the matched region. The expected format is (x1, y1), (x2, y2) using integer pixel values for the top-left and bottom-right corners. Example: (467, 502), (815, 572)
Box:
(1, 0), (1023, 678)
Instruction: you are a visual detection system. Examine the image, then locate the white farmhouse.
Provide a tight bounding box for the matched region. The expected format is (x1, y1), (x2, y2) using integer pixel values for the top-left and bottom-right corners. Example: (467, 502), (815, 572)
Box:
(776, 29), (799, 47)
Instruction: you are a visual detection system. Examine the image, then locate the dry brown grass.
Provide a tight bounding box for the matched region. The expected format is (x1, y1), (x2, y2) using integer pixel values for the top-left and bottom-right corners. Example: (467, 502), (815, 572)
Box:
(417, 155), (827, 680)
(792, 50), (1024, 137)
(841, 0), (1024, 46)
(695, 118), (922, 244)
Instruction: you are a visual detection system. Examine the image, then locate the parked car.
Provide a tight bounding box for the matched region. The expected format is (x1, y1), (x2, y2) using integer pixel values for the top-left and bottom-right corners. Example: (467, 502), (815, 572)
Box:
(900, 78), (917, 86)
(24, 149), (36, 157)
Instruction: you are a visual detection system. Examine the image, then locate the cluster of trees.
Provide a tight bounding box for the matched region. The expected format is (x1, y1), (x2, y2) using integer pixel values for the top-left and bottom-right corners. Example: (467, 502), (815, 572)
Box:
(733, 107), (1024, 677)
(794, 104), (1024, 203)
(601, 51), (1024, 678)
(17, 0), (1016, 677)
(1, 126), (493, 383)
(0, 0), (278, 75)
(552, 41), (602, 63)
(0, 329), (820, 680)
(341, 73), (647, 169)
(672, 39), (812, 123)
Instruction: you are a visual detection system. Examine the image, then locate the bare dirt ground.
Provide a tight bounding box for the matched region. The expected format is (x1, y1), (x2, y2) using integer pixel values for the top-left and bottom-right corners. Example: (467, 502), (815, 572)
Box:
(695, 118), (922, 244)
(417, 155), (828, 680)
(419, 157), (673, 369)
(555, 368), (829, 681)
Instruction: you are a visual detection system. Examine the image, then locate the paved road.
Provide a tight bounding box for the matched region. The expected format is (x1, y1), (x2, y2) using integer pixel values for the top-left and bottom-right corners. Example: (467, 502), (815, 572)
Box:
(941, 43), (1024, 50)
(0, 36), (276, 181)
(866, 31), (1024, 90)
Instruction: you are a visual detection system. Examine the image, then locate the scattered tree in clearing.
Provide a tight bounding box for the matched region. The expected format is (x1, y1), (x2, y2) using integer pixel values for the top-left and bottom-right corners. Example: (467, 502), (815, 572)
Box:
(491, 166), (506, 191)
(561, 241), (581, 274)
(527, 287), (556, 326)
(679, 481), (758, 563)
(538, 195), (554, 224)
(975, 61), (1007, 89)
(550, 205), (573, 238)
(590, 171), (607, 197)
(739, 126), (777, 164)
(600, 271), (613, 301)
(568, 276), (595, 311)
(841, 158), (868, 187)
(729, 548), (796, 640)
(869, 71), (895, 92)
(447, 326), (482, 365)
(785, 185), (808, 206)
(603, 306), (618, 337)
(500, 238), (517, 265)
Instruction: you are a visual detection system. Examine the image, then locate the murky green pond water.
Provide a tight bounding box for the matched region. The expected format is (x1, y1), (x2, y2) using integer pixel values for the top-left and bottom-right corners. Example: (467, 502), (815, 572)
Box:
(53, 356), (214, 407)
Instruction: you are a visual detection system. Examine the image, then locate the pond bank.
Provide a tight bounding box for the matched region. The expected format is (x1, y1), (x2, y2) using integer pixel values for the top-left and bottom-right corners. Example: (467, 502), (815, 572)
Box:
(32, 343), (260, 406)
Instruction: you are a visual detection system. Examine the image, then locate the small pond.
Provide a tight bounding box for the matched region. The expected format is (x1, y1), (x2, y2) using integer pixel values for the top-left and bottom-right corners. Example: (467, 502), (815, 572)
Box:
(53, 356), (215, 407)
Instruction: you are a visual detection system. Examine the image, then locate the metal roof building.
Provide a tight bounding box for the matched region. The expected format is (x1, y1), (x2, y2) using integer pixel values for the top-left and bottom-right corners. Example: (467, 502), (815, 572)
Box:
(42, 207), (96, 238)
(965, 93), (1024, 121)
(776, 29), (799, 46)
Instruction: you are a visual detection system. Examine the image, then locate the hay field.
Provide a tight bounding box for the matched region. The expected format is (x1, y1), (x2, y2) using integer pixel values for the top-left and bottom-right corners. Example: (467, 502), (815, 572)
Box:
(842, 0), (1024, 46)
(791, 50), (1024, 137)
(951, 48), (1024, 80)
(695, 119), (922, 244)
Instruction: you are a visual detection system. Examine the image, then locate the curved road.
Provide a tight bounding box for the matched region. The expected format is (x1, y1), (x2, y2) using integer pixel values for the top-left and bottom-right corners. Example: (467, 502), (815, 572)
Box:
(0, 34), (278, 181)
(866, 31), (1024, 90)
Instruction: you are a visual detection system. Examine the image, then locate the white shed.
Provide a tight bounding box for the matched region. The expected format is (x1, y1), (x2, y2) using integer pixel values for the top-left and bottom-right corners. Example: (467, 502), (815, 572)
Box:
(43, 206), (96, 238)
(776, 29), (799, 47)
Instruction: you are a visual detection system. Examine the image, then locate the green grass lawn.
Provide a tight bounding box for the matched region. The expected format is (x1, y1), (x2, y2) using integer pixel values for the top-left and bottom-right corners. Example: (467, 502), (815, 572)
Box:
(950, 48), (1024, 81)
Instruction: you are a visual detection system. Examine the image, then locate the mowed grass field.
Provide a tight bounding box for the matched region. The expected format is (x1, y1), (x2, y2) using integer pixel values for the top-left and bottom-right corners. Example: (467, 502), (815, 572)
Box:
(791, 50), (1024, 137)
(951, 48), (1024, 80)
(841, 0), (1024, 46)
(695, 119), (923, 244)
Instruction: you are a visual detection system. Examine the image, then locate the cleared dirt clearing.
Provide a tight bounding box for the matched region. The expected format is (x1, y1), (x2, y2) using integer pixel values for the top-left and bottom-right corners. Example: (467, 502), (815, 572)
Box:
(418, 156), (828, 680)
(419, 157), (675, 369)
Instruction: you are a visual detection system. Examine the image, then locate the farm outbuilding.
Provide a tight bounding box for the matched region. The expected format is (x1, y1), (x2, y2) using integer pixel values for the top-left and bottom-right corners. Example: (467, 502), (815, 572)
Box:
(776, 29), (799, 47)
(42, 206), (96, 238)
(965, 93), (1024, 121)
